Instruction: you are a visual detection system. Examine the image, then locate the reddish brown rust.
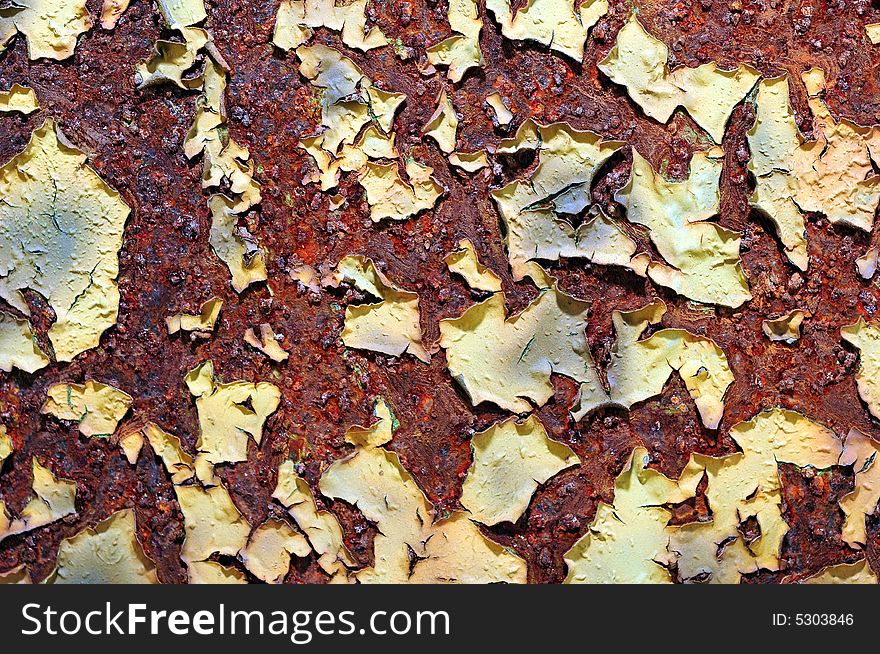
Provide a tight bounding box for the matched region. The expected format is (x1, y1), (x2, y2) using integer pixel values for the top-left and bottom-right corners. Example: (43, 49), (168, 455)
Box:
(1, 0), (880, 583)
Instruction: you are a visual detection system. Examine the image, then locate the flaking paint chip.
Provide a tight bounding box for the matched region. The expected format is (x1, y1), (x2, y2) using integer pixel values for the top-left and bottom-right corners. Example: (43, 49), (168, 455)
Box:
(615, 149), (751, 308)
(460, 415), (579, 526)
(0, 119), (130, 362)
(274, 0), (387, 52)
(668, 409), (842, 582)
(185, 360), (281, 483)
(486, 93), (513, 126)
(749, 71), (880, 270)
(359, 160), (444, 222)
(762, 309), (805, 344)
(166, 297), (223, 338)
(327, 255), (429, 362)
(0, 311), (48, 374)
(839, 428), (880, 548)
(0, 84), (39, 114)
(0, 426), (12, 466)
(599, 16), (759, 143)
(490, 122), (644, 280)
(841, 318), (880, 420)
(244, 323), (290, 362)
(273, 460), (356, 580)
(50, 509), (158, 584)
(241, 519), (311, 583)
(573, 300), (735, 429)
(42, 380), (133, 438)
(444, 239), (502, 293)
(486, 0), (608, 62)
(0, 458), (77, 542)
(565, 446), (701, 583)
(439, 269), (603, 413)
(426, 0), (483, 82)
(0, 0), (93, 61)
(448, 150), (488, 173)
(175, 481), (251, 577)
(320, 399), (527, 583)
(802, 559), (878, 584)
(100, 0), (131, 29)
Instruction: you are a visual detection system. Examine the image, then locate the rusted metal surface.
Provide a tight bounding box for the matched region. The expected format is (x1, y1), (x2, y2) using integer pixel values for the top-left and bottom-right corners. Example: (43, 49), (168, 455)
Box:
(1, 0), (880, 583)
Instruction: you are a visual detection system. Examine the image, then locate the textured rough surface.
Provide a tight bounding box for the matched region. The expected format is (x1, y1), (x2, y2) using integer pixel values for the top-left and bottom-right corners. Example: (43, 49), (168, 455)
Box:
(2, 0), (880, 584)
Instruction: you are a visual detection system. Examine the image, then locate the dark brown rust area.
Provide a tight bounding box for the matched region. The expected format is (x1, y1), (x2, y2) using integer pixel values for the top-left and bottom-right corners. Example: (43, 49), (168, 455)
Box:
(1, 0), (880, 583)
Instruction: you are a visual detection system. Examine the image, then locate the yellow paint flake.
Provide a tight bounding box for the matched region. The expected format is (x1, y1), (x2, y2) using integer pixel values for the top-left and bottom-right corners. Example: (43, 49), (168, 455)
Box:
(839, 428), (880, 548)
(748, 72), (880, 271)
(444, 239), (502, 293)
(491, 122), (645, 280)
(802, 559), (877, 584)
(240, 519), (311, 583)
(486, 93), (513, 126)
(139, 13), (269, 296)
(0, 119), (130, 362)
(460, 415), (579, 526)
(327, 255), (429, 362)
(244, 324), (290, 362)
(166, 297), (223, 338)
(599, 16), (758, 142)
(42, 381), (132, 438)
(118, 429), (143, 464)
(0, 426), (11, 466)
(439, 272), (602, 413)
(136, 27), (209, 90)
(0, 84), (38, 114)
(448, 150), (488, 173)
(321, 399), (527, 583)
(302, 126), (398, 191)
(669, 409), (842, 582)
(208, 195), (268, 294)
(365, 86), (405, 133)
(182, 59), (226, 158)
(142, 422), (195, 485)
(295, 45), (412, 198)
(202, 138), (261, 208)
(0, 312), (48, 374)
(762, 309), (805, 343)
(867, 23), (880, 45)
(496, 118), (541, 153)
(565, 447), (700, 583)
(856, 246), (879, 279)
(128, 421), (254, 584)
(190, 61), (267, 295)
(50, 509), (158, 584)
(175, 481), (251, 573)
(0, 0), (93, 61)
(185, 360), (281, 483)
(188, 560), (247, 584)
(0, 565), (30, 584)
(100, 0), (131, 29)
(290, 264), (322, 293)
(574, 300), (734, 429)
(273, 0), (387, 52)
(486, 0), (609, 62)
(840, 317), (880, 420)
(426, 0), (483, 82)
(616, 149), (751, 307)
(359, 160), (443, 222)
(569, 410), (844, 583)
(407, 511), (527, 583)
(273, 460), (356, 578)
(158, 0), (207, 28)
(320, 407), (431, 583)
(0, 458), (76, 542)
